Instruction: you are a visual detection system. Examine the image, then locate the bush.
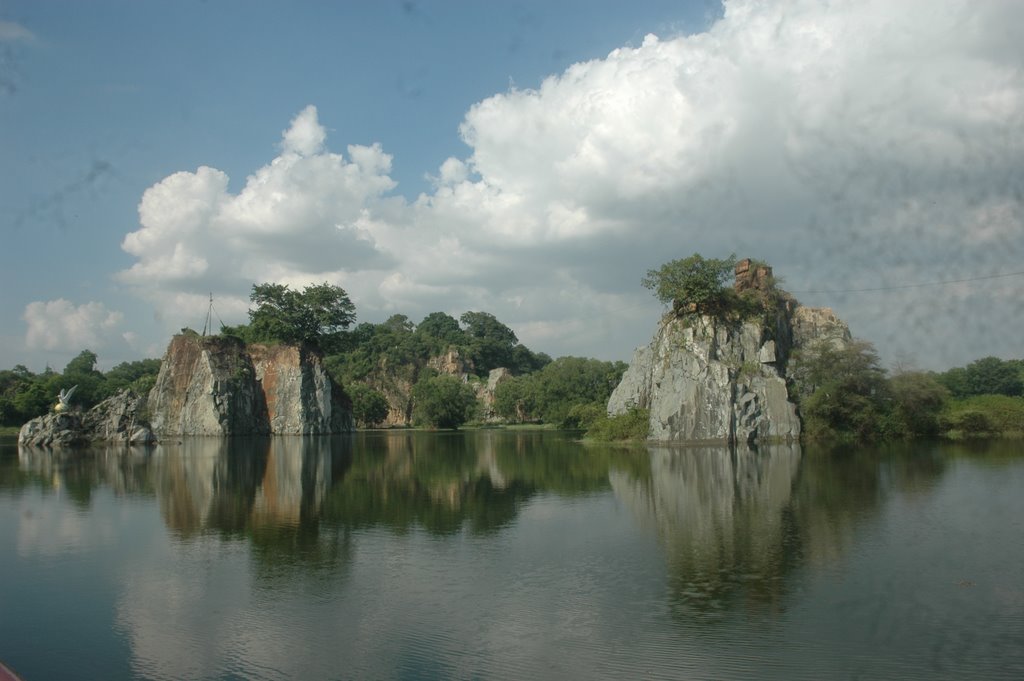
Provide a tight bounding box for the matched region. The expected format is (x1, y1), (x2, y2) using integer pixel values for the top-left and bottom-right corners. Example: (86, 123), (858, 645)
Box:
(955, 410), (993, 436)
(585, 408), (650, 441)
(887, 371), (949, 437)
(793, 339), (890, 441)
(564, 403), (605, 429)
(412, 375), (478, 429)
(942, 395), (1024, 436)
(346, 382), (390, 427)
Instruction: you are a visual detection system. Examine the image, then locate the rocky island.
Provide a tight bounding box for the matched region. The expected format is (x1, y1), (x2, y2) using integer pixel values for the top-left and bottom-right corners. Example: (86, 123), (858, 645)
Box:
(607, 258), (851, 445)
(18, 333), (353, 447)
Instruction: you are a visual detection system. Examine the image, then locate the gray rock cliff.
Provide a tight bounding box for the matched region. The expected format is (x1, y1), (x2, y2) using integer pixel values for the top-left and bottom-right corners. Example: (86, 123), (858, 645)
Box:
(608, 260), (851, 444)
(148, 334), (353, 437)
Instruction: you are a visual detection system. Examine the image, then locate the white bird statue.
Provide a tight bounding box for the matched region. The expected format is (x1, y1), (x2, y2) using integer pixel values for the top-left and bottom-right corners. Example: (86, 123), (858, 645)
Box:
(55, 385), (77, 413)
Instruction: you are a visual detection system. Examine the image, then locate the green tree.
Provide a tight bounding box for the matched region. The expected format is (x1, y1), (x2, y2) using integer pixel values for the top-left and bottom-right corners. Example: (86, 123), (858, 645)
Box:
(964, 356), (1023, 397)
(794, 340), (890, 441)
(0, 367), (47, 425)
(60, 349), (106, 410)
(12, 381), (51, 422)
(887, 371), (949, 437)
(412, 374), (478, 429)
(416, 312), (466, 353)
(459, 311), (518, 375)
(346, 382), (391, 427)
(493, 357), (627, 426)
(509, 344), (551, 375)
(936, 366), (969, 398)
(246, 282), (356, 346)
(642, 253), (737, 316)
(102, 358), (162, 398)
(493, 375), (540, 423)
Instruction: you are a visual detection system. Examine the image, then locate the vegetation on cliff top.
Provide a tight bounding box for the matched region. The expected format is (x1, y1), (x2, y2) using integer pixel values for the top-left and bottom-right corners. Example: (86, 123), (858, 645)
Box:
(642, 253), (739, 317)
(222, 282), (356, 346)
(631, 254), (1024, 444)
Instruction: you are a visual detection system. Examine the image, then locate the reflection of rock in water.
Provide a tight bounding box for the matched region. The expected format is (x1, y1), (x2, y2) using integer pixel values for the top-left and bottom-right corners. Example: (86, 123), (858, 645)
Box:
(155, 439), (233, 536)
(251, 437), (338, 527)
(154, 437), (351, 536)
(610, 444), (801, 621)
(17, 444), (155, 505)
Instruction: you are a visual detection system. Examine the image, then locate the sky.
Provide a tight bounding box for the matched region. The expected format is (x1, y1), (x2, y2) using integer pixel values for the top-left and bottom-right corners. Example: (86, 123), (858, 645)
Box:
(1, 0), (1022, 373)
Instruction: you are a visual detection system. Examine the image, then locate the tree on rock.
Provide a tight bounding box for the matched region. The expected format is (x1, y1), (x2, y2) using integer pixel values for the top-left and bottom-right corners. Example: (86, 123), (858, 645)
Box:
(642, 253), (737, 316)
(245, 282), (356, 346)
(412, 374), (478, 429)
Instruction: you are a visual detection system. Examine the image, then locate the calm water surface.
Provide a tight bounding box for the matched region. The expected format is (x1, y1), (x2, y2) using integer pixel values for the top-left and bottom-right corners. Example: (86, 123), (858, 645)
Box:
(1, 431), (1022, 680)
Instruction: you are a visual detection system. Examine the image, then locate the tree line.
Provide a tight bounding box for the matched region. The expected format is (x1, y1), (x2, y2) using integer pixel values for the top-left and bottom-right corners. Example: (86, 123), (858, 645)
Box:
(6, 272), (1022, 439)
(187, 282), (623, 430)
(0, 351), (160, 427)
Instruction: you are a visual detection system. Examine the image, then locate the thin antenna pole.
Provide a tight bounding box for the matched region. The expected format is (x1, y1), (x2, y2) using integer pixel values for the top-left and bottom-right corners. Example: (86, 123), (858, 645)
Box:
(202, 292), (213, 336)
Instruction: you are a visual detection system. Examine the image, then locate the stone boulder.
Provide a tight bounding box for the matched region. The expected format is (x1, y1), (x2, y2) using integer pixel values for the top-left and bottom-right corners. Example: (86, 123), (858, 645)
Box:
(18, 412), (88, 448)
(148, 335), (265, 437)
(18, 389), (155, 448)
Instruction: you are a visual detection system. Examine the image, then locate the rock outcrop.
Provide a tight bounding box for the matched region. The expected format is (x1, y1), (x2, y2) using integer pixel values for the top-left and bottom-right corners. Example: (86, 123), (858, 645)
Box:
(608, 259), (851, 444)
(248, 343), (350, 435)
(476, 367), (514, 422)
(148, 334), (353, 437)
(365, 346), (478, 427)
(19, 390), (156, 448)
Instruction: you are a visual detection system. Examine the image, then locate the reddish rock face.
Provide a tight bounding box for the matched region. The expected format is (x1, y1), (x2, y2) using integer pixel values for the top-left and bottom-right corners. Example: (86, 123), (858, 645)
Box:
(733, 258), (775, 295)
(148, 335), (352, 437)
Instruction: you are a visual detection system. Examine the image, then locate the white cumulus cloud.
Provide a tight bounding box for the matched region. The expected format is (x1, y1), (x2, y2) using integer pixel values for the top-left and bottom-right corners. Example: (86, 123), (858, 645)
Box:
(117, 0), (1024, 366)
(23, 300), (125, 353)
(0, 20), (34, 43)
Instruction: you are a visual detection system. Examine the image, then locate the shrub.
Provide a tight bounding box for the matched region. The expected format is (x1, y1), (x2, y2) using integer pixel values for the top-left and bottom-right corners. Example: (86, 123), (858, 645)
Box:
(563, 403), (605, 429)
(346, 382), (390, 428)
(585, 408), (650, 441)
(412, 375), (478, 429)
(942, 395), (1024, 436)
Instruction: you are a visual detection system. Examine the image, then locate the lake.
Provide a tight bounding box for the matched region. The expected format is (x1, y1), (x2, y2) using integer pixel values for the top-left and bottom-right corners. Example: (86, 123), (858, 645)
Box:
(1, 431), (1022, 680)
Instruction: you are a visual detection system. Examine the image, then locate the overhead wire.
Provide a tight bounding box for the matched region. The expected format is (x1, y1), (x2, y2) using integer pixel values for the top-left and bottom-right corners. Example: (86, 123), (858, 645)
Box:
(787, 269), (1024, 294)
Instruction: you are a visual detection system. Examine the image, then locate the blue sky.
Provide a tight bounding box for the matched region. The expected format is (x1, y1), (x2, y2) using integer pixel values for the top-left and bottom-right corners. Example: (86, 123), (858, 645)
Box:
(1, 0), (1022, 372)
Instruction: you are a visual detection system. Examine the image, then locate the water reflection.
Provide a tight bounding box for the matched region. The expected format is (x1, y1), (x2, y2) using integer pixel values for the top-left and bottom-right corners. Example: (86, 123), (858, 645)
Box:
(153, 437), (347, 537)
(3, 433), (1022, 680)
(6, 431), (647, 537)
(610, 444), (802, 621)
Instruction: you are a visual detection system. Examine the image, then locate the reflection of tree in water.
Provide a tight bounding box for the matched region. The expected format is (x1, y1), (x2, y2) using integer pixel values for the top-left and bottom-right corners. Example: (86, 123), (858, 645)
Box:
(495, 431), (649, 496)
(322, 431), (534, 535)
(792, 442), (947, 568)
(320, 430), (645, 535)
